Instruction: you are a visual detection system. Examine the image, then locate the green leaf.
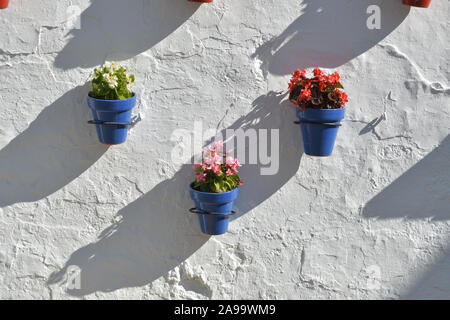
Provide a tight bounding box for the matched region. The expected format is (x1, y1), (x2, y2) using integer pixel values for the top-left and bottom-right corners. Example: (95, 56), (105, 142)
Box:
(89, 63), (135, 100)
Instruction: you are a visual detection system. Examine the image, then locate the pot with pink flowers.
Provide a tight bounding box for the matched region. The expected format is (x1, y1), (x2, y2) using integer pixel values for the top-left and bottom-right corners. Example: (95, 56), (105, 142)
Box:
(189, 141), (242, 235)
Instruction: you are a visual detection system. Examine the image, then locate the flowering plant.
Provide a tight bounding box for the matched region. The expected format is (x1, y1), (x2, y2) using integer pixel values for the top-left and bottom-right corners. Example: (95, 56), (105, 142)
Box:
(288, 67), (348, 111)
(89, 62), (135, 100)
(193, 141), (242, 193)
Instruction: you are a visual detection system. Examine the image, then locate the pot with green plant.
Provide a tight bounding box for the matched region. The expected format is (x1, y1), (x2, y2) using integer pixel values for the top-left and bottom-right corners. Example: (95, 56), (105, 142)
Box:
(87, 63), (136, 145)
(288, 67), (348, 157)
(189, 141), (242, 235)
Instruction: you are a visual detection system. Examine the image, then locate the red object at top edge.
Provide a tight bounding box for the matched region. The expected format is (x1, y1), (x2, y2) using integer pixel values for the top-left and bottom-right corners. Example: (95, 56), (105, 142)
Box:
(0, 0), (9, 9)
(402, 0), (431, 8)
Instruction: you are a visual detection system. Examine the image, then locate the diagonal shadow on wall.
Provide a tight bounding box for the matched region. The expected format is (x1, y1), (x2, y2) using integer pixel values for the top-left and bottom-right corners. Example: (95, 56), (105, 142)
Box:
(362, 136), (449, 298)
(0, 85), (107, 208)
(54, 0), (200, 70)
(403, 244), (450, 299)
(253, 0), (410, 75)
(48, 164), (210, 296)
(47, 92), (303, 296)
(363, 135), (450, 220)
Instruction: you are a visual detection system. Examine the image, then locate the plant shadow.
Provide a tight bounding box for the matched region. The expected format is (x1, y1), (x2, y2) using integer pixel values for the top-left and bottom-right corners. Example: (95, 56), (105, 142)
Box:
(253, 0), (410, 75)
(47, 91), (303, 296)
(217, 91), (304, 219)
(54, 0), (200, 70)
(363, 135), (450, 220)
(0, 85), (107, 207)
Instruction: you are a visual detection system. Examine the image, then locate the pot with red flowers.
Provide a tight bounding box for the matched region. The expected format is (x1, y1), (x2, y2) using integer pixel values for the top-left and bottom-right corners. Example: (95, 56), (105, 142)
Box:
(288, 67), (348, 157)
(402, 0), (431, 8)
(189, 141), (242, 235)
(0, 0), (9, 9)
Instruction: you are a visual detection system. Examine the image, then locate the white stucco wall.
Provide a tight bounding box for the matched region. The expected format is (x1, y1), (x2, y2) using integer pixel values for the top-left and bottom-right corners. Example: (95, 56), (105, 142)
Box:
(0, 0), (449, 299)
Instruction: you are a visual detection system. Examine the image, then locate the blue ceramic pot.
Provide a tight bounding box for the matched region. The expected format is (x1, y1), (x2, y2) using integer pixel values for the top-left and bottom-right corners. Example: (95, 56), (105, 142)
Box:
(87, 94), (136, 145)
(296, 108), (345, 156)
(189, 183), (239, 235)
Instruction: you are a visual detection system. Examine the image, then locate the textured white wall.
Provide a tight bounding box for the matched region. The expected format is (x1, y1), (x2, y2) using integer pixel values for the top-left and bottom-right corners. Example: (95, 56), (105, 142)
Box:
(0, 0), (449, 299)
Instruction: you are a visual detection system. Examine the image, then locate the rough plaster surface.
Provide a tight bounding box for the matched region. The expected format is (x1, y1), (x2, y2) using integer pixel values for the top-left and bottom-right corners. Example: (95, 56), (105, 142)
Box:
(0, 0), (449, 300)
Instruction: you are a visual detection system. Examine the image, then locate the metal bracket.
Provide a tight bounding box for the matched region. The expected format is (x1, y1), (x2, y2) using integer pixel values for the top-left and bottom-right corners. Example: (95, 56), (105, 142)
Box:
(189, 208), (236, 216)
(294, 120), (342, 127)
(88, 120), (131, 126)
(88, 116), (141, 127)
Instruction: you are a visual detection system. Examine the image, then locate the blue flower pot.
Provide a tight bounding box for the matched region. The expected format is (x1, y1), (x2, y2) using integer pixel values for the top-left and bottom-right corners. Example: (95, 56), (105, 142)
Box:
(296, 108), (345, 156)
(189, 183), (239, 235)
(87, 94), (136, 145)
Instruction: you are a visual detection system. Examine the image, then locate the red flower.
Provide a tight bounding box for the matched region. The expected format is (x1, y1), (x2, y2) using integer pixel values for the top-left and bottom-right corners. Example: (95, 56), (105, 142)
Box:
(298, 89), (311, 101)
(327, 72), (340, 85)
(302, 79), (311, 89)
(288, 69), (307, 90)
(313, 67), (323, 77)
(288, 79), (296, 90)
(337, 90), (348, 104)
(294, 69), (306, 78)
(319, 81), (328, 91)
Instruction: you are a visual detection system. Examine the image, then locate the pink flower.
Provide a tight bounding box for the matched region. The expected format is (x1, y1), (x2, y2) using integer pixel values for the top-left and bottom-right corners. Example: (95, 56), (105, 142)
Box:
(210, 163), (222, 175)
(204, 154), (221, 166)
(234, 159), (241, 170)
(212, 140), (223, 151)
(225, 157), (235, 166)
(226, 157), (240, 170)
(196, 172), (206, 182)
(193, 163), (202, 170)
(192, 140), (242, 190)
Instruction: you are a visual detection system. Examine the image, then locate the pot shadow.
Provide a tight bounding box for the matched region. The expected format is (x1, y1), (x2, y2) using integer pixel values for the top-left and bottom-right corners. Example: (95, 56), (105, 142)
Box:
(362, 135), (450, 220)
(47, 91), (303, 296)
(0, 85), (108, 208)
(54, 0), (200, 70)
(252, 0), (410, 75)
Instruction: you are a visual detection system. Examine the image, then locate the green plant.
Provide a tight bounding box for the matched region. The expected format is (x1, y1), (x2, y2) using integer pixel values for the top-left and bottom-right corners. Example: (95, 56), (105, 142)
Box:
(193, 141), (243, 193)
(89, 62), (135, 100)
